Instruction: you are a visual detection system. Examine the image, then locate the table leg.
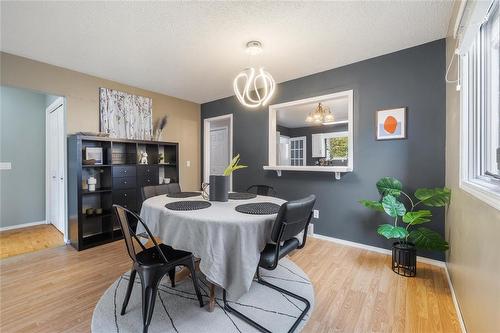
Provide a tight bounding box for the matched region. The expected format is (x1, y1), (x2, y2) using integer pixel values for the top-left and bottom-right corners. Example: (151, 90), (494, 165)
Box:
(208, 283), (216, 312)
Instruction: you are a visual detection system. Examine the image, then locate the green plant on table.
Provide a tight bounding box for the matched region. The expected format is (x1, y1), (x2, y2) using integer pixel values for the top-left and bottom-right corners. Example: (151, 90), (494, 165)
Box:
(359, 177), (451, 251)
(223, 154), (247, 176)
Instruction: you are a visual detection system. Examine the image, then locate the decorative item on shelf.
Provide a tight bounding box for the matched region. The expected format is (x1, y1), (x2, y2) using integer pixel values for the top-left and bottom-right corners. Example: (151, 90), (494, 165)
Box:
(209, 154), (247, 202)
(95, 208), (103, 215)
(83, 159), (96, 165)
(376, 107), (407, 140)
(154, 116), (168, 141)
(112, 152), (127, 165)
(159, 153), (164, 164)
(233, 41), (276, 108)
(87, 176), (97, 192)
(164, 178), (171, 184)
(99, 87), (153, 140)
(85, 147), (103, 165)
(85, 208), (95, 216)
(359, 177), (451, 277)
(305, 103), (335, 125)
(139, 151), (148, 164)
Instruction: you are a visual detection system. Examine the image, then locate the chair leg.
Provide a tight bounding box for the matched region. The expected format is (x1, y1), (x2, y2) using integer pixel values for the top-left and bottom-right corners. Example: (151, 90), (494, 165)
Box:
(168, 268), (176, 288)
(138, 270), (160, 333)
(121, 269), (137, 315)
(185, 257), (204, 307)
(223, 289), (271, 333)
(257, 269), (310, 333)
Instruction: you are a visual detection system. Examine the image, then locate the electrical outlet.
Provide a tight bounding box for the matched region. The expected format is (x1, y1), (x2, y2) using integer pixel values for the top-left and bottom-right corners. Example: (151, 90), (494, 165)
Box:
(186, 160), (191, 167)
(313, 209), (319, 219)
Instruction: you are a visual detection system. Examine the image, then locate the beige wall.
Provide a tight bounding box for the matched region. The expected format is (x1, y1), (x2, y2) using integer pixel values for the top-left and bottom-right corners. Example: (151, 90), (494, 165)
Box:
(0, 52), (200, 191)
(445, 3), (500, 333)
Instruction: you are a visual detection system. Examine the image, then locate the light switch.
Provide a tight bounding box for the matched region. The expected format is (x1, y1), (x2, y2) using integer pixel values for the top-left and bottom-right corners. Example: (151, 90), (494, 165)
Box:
(0, 162), (12, 170)
(186, 160), (191, 167)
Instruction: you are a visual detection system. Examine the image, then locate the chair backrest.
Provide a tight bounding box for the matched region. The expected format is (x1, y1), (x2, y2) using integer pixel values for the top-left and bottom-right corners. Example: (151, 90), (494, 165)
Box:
(156, 183), (181, 195)
(247, 184), (276, 196)
(141, 185), (158, 202)
(113, 204), (168, 264)
(271, 195), (316, 244)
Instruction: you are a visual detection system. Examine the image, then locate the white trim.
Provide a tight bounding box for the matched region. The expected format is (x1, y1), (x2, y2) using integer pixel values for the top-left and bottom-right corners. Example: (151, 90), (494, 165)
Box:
(444, 263), (468, 333)
(0, 220), (46, 232)
(203, 114), (234, 191)
(311, 233), (467, 333)
(459, 12), (500, 212)
(267, 89), (354, 175)
(311, 233), (446, 267)
(263, 165), (353, 173)
(460, 180), (500, 210)
(45, 97), (69, 243)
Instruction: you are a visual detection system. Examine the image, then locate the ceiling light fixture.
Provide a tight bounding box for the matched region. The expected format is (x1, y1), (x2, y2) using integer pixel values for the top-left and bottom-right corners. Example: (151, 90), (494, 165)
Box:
(305, 103), (335, 125)
(233, 41), (276, 108)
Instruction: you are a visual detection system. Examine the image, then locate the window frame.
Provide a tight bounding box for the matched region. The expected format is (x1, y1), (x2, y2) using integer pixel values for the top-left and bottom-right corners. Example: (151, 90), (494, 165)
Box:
(460, 0), (500, 211)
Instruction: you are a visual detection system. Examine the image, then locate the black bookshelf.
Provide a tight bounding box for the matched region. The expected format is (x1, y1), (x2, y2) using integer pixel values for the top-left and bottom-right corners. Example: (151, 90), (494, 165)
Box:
(67, 135), (179, 250)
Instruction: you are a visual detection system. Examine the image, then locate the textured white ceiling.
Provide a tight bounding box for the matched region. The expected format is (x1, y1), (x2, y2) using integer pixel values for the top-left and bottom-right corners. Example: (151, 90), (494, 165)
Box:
(277, 98), (349, 128)
(0, 1), (454, 104)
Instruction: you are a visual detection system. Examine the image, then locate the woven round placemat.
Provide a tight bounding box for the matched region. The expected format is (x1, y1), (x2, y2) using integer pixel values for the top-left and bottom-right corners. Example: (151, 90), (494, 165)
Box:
(165, 200), (211, 211)
(235, 202), (281, 215)
(166, 192), (201, 198)
(228, 192), (257, 200)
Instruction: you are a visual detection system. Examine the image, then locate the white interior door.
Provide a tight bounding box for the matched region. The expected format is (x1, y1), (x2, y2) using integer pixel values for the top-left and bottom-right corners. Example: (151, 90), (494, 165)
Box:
(210, 127), (229, 175)
(47, 102), (65, 234)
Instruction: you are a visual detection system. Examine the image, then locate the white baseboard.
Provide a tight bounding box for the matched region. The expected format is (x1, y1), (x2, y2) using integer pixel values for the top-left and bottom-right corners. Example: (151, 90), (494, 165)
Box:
(444, 263), (467, 333)
(311, 233), (445, 267)
(0, 220), (47, 232)
(312, 233), (466, 332)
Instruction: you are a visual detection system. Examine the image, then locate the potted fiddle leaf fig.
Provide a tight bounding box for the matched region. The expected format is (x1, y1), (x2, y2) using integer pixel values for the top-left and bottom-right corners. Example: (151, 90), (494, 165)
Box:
(359, 177), (451, 277)
(209, 154), (247, 202)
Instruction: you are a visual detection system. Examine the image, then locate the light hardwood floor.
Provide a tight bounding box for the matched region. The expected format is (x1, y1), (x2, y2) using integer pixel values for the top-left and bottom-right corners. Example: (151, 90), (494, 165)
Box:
(0, 237), (460, 333)
(0, 224), (64, 259)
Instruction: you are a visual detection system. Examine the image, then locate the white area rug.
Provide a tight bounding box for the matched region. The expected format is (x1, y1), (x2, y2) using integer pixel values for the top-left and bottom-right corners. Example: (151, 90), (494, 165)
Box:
(92, 258), (314, 333)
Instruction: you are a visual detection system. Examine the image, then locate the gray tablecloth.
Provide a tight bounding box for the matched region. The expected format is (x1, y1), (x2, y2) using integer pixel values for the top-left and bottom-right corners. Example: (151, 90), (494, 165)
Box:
(139, 193), (285, 299)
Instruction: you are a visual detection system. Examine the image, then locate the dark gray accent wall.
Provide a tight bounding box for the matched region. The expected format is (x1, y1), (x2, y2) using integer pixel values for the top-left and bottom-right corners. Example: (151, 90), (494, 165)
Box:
(201, 39), (446, 260)
(279, 123), (348, 165)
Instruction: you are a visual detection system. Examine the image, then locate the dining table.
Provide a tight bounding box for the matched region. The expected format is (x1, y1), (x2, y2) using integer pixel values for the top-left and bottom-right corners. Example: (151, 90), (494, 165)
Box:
(138, 191), (286, 311)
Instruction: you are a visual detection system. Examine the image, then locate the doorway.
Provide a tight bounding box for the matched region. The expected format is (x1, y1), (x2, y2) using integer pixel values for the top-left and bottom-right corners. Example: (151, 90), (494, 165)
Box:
(0, 86), (66, 259)
(46, 97), (66, 236)
(204, 114), (233, 191)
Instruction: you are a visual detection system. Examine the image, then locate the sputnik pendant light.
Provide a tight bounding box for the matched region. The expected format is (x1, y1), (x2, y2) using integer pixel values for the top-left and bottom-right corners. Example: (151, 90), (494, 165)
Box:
(233, 41), (276, 108)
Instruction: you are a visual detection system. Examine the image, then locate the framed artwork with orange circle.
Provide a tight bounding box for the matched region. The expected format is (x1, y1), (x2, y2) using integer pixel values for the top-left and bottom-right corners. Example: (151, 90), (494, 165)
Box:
(376, 107), (407, 140)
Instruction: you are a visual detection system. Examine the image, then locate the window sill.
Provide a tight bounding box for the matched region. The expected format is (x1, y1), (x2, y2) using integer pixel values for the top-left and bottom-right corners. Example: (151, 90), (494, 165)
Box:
(263, 165), (353, 173)
(460, 179), (500, 211)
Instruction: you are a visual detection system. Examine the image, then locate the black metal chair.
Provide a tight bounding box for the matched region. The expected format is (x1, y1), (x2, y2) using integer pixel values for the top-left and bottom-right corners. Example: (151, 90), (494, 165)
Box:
(246, 184), (277, 196)
(223, 194), (316, 333)
(141, 183), (182, 203)
(141, 185), (158, 202)
(113, 205), (204, 333)
(156, 183), (181, 195)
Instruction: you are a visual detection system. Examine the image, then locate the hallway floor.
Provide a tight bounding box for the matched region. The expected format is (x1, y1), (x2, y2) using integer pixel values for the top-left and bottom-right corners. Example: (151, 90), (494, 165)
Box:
(0, 224), (64, 259)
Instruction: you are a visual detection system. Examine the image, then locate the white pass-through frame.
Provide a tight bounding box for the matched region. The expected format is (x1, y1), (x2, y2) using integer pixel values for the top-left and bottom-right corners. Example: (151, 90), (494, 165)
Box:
(265, 89), (354, 180)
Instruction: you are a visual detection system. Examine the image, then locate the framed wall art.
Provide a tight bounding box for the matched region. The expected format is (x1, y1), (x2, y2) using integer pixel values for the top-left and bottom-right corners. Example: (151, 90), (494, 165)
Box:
(376, 107), (407, 140)
(99, 88), (153, 140)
